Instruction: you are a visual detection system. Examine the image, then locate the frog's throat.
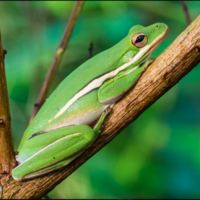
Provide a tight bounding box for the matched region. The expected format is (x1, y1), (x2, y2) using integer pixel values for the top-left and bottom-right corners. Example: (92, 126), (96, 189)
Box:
(52, 30), (167, 120)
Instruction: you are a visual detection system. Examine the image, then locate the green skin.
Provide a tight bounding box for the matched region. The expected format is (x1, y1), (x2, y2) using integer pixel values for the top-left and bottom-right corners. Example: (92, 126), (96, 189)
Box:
(12, 23), (168, 180)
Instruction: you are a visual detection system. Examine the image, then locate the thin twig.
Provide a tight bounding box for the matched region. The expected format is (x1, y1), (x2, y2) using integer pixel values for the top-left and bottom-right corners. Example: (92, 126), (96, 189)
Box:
(0, 33), (15, 175)
(180, 0), (192, 25)
(2, 15), (200, 199)
(31, 0), (84, 119)
(88, 42), (94, 58)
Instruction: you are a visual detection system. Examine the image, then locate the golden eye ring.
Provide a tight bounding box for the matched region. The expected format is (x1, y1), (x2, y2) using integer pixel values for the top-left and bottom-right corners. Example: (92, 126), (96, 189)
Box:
(131, 33), (148, 48)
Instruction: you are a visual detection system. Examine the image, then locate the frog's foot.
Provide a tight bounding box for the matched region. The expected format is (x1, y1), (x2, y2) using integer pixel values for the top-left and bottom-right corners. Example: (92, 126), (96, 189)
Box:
(20, 157), (77, 180)
(143, 58), (154, 67)
(15, 155), (22, 164)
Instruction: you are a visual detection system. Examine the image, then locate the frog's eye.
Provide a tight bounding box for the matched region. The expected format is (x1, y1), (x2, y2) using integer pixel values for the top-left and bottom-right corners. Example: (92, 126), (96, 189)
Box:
(131, 33), (148, 48)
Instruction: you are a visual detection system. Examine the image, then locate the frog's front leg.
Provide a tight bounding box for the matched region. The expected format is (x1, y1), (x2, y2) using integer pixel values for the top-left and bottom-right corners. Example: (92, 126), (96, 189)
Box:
(12, 124), (97, 180)
(94, 107), (111, 133)
(98, 64), (146, 105)
(94, 64), (149, 132)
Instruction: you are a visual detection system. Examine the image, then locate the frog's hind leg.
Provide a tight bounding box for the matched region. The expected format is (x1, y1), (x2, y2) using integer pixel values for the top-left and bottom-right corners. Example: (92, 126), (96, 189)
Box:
(12, 125), (96, 181)
(22, 157), (77, 180)
(24, 109), (112, 180)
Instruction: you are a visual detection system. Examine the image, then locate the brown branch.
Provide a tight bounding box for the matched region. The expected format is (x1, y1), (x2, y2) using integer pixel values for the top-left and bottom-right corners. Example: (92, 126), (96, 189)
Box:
(180, 0), (192, 25)
(0, 34), (15, 176)
(2, 15), (200, 199)
(31, 0), (85, 119)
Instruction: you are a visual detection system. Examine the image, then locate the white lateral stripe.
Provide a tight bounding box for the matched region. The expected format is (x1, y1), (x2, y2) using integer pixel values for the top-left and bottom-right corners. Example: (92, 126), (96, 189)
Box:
(54, 45), (150, 119)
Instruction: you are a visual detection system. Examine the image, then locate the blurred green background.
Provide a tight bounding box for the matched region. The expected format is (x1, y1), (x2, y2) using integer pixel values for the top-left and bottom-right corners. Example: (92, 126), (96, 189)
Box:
(0, 1), (200, 198)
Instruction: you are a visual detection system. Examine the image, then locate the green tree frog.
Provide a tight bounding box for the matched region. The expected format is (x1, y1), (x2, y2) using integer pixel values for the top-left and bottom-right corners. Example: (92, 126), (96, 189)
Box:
(12, 23), (168, 180)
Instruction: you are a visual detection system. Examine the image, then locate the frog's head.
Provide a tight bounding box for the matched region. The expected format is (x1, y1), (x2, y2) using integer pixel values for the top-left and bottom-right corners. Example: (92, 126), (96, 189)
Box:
(125, 23), (168, 65)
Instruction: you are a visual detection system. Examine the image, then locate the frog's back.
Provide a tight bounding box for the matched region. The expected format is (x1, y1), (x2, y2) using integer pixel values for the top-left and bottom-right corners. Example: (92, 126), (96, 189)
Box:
(23, 39), (128, 139)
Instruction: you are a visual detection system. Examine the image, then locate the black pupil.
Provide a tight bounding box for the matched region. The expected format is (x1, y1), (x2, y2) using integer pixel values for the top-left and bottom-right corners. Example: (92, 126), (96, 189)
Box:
(135, 34), (145, 43)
